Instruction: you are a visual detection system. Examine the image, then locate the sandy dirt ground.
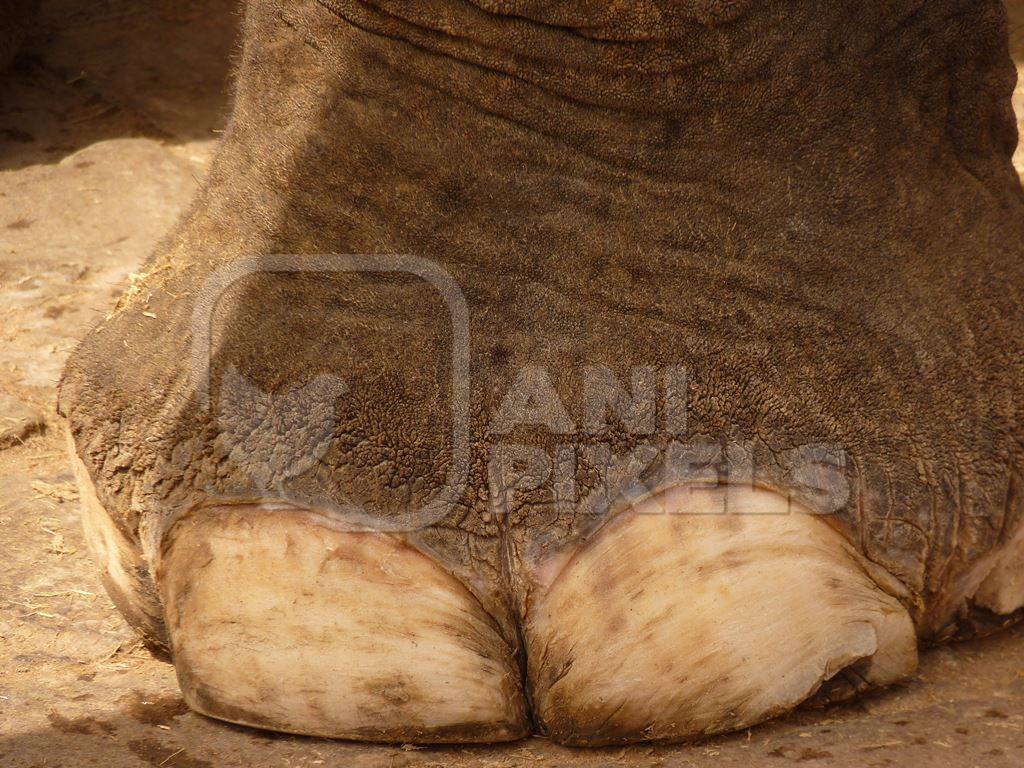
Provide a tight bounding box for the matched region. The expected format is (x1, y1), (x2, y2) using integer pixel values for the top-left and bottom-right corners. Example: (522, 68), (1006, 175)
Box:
(1, 3), (1023, 767)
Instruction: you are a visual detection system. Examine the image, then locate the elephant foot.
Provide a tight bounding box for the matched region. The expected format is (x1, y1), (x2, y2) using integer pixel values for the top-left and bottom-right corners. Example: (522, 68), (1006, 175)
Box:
(59, 0), (1024, 747)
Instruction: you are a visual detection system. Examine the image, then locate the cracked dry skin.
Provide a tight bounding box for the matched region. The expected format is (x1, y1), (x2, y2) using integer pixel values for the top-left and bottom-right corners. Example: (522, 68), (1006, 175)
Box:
(57, 0), (1024, 747)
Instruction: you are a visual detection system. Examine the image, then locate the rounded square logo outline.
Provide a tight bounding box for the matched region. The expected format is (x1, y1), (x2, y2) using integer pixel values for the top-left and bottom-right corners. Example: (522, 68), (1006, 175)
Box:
(190, 254), (469, 531)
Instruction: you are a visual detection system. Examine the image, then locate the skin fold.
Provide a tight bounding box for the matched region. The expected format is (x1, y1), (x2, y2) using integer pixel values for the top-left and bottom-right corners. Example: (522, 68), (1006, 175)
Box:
(57, 0), (1024, 745)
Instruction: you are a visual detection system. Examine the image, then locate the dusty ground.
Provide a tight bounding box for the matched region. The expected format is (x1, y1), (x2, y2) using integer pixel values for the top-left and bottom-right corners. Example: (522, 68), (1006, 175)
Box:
(1, 3), (1023, 767)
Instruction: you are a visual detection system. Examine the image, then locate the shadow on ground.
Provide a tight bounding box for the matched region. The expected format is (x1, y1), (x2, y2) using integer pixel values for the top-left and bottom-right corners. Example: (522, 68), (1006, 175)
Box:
(0, 626), (1022, 768)
(0, 0), (238, 171)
